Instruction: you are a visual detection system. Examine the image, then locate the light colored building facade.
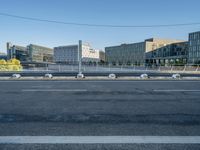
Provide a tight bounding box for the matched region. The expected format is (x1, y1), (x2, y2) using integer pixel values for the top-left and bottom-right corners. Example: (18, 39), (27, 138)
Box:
(82, 43), (100, 63)
(54, 42), (103, 64)
(105, 38), (183, 65)
(145, 38), (184, 52)
(188, 31), (200, 64)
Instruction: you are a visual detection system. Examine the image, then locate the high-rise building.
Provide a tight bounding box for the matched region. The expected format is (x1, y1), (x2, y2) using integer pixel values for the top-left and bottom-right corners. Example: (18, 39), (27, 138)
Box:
(188, 31), (200, 64)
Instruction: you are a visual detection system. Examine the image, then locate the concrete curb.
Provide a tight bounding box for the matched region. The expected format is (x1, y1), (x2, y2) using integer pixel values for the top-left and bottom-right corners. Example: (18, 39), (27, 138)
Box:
(0, 76), (200, 80)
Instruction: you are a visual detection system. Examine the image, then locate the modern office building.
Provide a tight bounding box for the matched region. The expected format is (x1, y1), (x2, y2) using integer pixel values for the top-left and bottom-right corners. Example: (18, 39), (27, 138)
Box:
(188, 31), (200, 64)
(7, 42), (53, 63)
(27, 44), (53, 63)
(81, 43), (100, 63)
(105, 38), (183, 65)
(105, 42), (145, 65)
(145, 38), (184, 52)
(145, 42), (188, 66)
(7, 42), (28, 61)
(54, 45), (78, 63)
(54, 42), (102, 64)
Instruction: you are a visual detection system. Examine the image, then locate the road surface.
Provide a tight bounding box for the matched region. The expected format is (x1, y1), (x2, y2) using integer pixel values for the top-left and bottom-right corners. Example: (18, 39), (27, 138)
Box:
(0, 80), (200, 149)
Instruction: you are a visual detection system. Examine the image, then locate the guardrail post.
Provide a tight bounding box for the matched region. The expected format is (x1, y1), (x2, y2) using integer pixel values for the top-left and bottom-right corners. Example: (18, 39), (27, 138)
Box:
(196, 65), (199, 72)
(171, 65), (174, 73)
(183, 65), (186, 72)
(158, 66), (161, 71)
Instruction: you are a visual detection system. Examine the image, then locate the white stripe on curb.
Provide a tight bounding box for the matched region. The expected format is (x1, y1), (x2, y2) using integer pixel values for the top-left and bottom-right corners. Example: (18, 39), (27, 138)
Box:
(154, 90), (200, 92)
(0, 136), (200, 144)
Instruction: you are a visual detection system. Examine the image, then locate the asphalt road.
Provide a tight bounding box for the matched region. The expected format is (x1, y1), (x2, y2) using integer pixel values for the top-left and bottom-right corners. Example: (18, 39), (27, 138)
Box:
(0, 80), (200, 149)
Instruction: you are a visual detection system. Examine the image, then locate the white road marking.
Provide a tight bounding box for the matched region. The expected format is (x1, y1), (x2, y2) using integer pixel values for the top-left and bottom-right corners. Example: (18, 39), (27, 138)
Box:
(22, 89), (87, 92)
(154, 89), (200, 92)
(0, 136), (200, 144)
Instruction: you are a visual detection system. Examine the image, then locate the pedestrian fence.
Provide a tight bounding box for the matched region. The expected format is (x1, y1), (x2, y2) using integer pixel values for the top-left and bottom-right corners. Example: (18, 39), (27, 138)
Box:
(1, 64), (199, 73)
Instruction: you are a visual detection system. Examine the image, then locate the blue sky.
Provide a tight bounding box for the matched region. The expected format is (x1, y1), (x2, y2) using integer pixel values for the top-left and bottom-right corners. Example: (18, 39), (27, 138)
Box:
(0, 0), (200, 53)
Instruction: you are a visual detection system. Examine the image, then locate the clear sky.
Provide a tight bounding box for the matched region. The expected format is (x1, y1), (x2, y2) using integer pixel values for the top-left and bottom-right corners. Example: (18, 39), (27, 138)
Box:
(0, 0), (200, 53)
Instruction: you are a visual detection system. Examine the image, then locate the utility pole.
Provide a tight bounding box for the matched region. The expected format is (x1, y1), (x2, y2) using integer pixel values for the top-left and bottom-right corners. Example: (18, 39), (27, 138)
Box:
(78, 40), (82, 74)
(76, 40), (84, 78)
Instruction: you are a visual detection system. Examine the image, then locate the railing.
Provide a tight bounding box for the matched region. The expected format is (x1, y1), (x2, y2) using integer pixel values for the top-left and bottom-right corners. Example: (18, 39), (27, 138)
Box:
(0, 64), (200, 73)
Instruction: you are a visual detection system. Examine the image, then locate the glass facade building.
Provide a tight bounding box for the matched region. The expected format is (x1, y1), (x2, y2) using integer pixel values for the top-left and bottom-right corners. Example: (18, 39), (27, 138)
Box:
(105, 42), (145, 65)
(105, 38), (183, 65)
(146, 42), (188, 65)
(27, 44), (53, 63)
(7, 43), (53, 63)
(7, 42), (28, 61)
(54, 45), (79, 64)
(188, 31), (200, 64)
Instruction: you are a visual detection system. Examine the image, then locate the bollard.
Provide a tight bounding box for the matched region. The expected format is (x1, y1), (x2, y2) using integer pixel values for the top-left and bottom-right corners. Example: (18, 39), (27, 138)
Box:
(44, 74), (53, 79)
(172, 74), (181, 79)
(12, 74), (21, 79)
(108, 73), (117, 79)
(76, 73), (85, 79)
(140, 74), (149, 79)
